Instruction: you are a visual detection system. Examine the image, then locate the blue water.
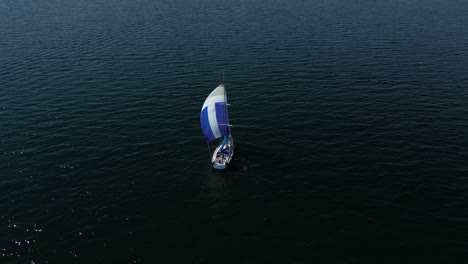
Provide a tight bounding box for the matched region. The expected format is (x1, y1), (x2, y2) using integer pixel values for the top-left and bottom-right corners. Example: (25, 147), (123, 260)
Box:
(1, 0), (467, 263)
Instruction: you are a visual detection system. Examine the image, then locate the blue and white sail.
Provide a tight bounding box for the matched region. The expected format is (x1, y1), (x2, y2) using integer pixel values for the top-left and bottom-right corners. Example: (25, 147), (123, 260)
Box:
(200, 84), (230, 142)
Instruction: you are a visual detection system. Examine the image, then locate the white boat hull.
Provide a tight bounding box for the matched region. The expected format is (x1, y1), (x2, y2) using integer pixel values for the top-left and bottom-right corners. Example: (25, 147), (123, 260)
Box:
(211, 135), (234, 169)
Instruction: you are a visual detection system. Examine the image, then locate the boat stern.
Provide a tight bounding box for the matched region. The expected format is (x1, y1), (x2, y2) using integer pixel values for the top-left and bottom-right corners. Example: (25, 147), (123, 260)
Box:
(212, 161), (228, 170)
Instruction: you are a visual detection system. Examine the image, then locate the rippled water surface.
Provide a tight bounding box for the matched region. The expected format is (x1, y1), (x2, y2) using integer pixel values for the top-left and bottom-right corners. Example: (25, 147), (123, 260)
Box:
(1, 0), (467, 263)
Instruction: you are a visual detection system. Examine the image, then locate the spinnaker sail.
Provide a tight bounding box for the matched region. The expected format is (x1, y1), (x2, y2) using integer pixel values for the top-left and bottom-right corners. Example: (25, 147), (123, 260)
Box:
(200, 84), (230, 142)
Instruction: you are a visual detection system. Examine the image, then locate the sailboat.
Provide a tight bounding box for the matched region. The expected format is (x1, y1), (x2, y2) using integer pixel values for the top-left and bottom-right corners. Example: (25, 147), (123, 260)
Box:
(200, 83), (234, 169)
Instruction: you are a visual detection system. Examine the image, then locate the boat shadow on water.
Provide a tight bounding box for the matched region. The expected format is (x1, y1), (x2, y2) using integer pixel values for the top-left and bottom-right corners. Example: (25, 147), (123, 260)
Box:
(212, 142), (288, 177)
(201, 141), (289, 202)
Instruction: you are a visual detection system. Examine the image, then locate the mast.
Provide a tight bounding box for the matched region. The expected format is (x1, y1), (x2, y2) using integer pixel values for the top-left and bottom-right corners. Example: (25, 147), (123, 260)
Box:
(223, 73), (230, 136)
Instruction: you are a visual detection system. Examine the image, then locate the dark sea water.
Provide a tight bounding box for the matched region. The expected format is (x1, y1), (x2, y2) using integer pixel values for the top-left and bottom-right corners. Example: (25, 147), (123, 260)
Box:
(1, 0), (467, 263)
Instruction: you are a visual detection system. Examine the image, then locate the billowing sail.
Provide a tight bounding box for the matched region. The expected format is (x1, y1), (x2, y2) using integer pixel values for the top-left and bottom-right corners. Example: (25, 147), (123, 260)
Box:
(200, 84), (230, 142)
